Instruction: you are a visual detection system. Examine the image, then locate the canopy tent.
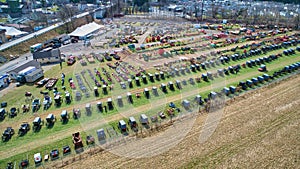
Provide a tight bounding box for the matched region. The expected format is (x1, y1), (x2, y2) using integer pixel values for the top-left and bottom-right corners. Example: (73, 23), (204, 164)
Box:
(69, 22), (104, 39)
(0, 25), (28, 36)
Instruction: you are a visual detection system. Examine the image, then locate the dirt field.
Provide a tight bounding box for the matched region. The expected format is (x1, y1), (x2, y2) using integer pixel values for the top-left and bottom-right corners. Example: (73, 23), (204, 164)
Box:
(62, 74), (300, 169)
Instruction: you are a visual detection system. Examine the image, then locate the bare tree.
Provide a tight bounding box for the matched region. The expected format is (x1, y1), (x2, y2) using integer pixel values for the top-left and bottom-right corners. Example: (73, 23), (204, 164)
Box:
(57, 5), (78, 33)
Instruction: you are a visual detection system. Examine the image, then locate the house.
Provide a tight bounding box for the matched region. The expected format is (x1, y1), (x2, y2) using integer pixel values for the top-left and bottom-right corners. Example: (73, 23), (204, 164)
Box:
(33, 48), (61, 64)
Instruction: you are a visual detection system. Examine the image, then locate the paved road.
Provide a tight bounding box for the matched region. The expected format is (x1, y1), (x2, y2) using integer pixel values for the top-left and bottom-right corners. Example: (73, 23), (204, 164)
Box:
(0, 23), (63, 52)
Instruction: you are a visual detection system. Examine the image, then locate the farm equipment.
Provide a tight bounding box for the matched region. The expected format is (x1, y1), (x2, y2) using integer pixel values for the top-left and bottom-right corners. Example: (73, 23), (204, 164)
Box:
(229, 86), (236, 94)
(246, 80), (253, 88)
(60, 110), (69, 124)
(195, 95), (204, 105)
(118, 120), (127, 132)
(182, 100), (191, 109)
(94, 87), (99, 97)
(54, 95), (62, 106)
(34, 153), (42, 164)
(43, 95), (52, 110)
(6, 162), (13, 169)
(21, 104), (30, 113)
(0, 102), (7, 108)
(85, 103), (92, 116)
(65, 92), (72, 104)
(117, 96), (123, 107)
(18, 122), (30, 136)
(144, 88), (150, 99)
(72, 132), (84, 150)
(73, 108), (81, 119)
(140, 114), (149, 125)
(19, 159), (29, 168)
(128, 116), (138, 129)
(46, 114), (56, 127)
(45, 78), (58, 89)
(97, 102), (103, 112)
(127, 92), (133, 104)
(0, 108), (6, 120)
(208, 91), (217, 100)
(107, 98), (113, 110)
(32, 99), (41, 112)
(9, 107), (18, 118)
(62, 145), (71, 155)
(238, 81), (247, 90)
(32, 117), (43, 132)
(97, 128), (106, 142)
(2, 127), (14, 142)
(35, 78), (49, 87)
(67, 56), (76, 65)
(50, 149), (59, 160)
(86, 135), (95, 145)
(158, 111), (166, 119)
(258, 64), (267, 72)
(168, 81), (174, 90)
(161, 83), (167, 93)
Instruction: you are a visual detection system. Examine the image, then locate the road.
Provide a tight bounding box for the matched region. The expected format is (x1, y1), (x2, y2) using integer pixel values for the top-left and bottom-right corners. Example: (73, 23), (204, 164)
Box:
(0, 23), (63, 52)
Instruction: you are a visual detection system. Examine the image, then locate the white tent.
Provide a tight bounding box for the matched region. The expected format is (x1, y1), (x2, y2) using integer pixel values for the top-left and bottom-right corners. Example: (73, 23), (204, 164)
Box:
(0, 25), (28, 36)
(69, 22), (104, 39)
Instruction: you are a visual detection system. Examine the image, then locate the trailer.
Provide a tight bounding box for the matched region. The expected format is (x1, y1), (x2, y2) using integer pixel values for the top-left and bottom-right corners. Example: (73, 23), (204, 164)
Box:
(16, 66), (44, 83)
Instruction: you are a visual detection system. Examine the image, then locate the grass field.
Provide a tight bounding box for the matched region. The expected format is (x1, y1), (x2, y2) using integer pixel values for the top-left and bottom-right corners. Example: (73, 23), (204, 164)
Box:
(0, 31), (299, 168)
(0, 50), (299, 168)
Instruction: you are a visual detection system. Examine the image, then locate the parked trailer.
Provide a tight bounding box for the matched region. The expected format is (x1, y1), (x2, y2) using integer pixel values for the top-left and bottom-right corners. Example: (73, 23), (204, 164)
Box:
(17, 66), (44, 83)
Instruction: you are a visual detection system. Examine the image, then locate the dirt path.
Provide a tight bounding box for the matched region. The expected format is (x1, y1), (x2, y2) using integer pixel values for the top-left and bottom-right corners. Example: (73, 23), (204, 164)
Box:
(64, 71), (300, 169)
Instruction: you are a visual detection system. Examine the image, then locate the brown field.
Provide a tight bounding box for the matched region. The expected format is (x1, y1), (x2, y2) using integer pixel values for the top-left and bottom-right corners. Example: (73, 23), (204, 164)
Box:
(61, 74), (300, 169)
